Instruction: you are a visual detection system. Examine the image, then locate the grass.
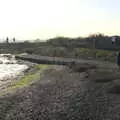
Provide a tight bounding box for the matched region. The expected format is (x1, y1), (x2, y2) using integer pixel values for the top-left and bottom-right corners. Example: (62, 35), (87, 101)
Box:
(35, 64), (48, 69)
(12, 72), (40, 89)
(0, 64), (49, 96)
(16, 47), (116, 63)
(73, 48), (116, 62)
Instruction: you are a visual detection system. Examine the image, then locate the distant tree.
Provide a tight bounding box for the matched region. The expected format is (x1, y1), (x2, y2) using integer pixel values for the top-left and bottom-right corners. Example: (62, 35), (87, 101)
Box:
(23, 40), (29, 43)
(35, 39), (40, 43)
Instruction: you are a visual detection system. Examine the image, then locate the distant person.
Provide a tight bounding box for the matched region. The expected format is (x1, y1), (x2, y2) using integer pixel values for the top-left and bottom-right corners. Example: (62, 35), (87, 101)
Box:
(117, 51), (120, 69)
(13, 37), (15, 43)
(6, 37), (9, 43)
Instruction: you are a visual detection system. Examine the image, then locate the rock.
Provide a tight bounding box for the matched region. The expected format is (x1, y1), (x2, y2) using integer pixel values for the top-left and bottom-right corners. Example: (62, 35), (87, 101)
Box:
(68, 61), (97, 73)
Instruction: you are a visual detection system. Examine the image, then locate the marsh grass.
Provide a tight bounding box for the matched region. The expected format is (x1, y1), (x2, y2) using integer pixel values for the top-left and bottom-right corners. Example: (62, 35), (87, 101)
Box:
(73, 48), (116, 62)
(35, 64), (48, 69)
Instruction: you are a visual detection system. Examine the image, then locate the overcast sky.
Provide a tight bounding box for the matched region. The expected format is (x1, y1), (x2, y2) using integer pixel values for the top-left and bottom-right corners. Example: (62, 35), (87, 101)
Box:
(0, 0), (119, 40)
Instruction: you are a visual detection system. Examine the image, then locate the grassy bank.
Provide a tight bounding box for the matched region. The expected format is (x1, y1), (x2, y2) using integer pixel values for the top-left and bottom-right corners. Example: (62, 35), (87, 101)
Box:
(0, 64), (49, 96)
(73, 48), (116, 62)
(18, 47), (117, 63)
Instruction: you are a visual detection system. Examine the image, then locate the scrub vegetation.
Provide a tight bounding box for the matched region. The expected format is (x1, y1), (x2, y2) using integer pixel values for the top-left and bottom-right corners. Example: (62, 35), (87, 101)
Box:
(0, 33), (118, 63)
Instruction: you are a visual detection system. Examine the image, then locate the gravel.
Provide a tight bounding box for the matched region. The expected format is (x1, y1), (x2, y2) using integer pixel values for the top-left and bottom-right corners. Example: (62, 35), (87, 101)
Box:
(0, 64), (117, 120)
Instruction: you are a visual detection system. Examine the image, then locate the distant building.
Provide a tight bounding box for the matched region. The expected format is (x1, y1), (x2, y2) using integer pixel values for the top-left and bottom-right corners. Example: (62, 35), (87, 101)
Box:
(111, 36), (120, 45)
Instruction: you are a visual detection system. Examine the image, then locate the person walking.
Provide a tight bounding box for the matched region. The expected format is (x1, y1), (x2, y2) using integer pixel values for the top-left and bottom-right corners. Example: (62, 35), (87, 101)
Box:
(13, 37), (15, 43)
(117, 51), (120, 69)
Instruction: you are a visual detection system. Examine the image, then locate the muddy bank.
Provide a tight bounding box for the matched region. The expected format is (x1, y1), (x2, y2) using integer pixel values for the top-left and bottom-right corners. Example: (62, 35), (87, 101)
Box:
(0, 64), (119, 120)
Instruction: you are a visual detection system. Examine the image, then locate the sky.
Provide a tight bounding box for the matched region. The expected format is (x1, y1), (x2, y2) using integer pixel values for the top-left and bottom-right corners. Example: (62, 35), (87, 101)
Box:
(0, 0), (120, 41)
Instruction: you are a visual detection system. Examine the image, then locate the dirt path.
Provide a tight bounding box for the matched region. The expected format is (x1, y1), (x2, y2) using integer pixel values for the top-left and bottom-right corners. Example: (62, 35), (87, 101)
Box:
(16, 54), (119, 70)
(0, 65), (119, 120)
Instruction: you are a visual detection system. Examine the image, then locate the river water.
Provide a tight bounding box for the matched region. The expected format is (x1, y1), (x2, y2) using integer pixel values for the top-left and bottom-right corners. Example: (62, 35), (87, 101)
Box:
(0, 54), (28, 80)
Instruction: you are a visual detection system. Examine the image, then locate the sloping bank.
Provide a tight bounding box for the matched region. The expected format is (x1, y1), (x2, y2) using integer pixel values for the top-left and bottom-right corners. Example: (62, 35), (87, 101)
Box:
(0, 62), (49, 96)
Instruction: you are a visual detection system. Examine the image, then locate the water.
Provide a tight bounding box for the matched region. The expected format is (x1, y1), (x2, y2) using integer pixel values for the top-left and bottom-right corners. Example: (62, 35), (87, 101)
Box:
(0, 54), (28, 80)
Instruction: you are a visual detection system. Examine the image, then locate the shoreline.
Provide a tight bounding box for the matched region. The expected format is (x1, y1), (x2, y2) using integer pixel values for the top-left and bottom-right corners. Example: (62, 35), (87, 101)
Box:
(0, 60), (49, 96)
(0, 63), (113, 120)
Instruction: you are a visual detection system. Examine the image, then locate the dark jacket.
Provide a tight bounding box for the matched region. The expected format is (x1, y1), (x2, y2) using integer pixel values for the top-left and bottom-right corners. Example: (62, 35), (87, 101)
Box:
(117, 52), (120, 66)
